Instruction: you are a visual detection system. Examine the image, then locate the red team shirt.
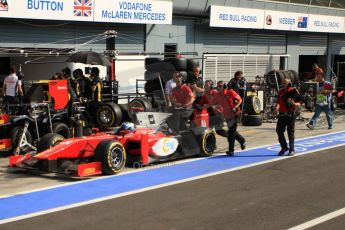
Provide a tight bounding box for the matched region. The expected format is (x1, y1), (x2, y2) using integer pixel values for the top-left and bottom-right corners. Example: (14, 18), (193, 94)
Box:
(200, 88), (241, 119)
(171, 84), (194, 107)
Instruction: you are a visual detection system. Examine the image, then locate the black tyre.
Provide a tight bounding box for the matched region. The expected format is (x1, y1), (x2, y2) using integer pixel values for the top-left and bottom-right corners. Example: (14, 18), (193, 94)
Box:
(118, 104), (130, 123)
(37, 133), (64, 152)
(10, 126), (33, 153)
(330, 95), (338, 111)
(187, 59), (199, 71)
(289, 70), (299, 85)
(97, 103), (123, 128)
(244, 95), (261, 115)
(164, 58), (187, 71)
(144, 79), (162, 94)
(144, 70), (160, 81)
(160, 71), (174, 84)
(94, 140), (126, 175)
(128, 98), (153, 123)
(266, 70), (284, 88)
(241, 114), (263, 126)
(199, 129), (216, 157)
(145, 58), (162, 70)
(52, 122), (71, 138)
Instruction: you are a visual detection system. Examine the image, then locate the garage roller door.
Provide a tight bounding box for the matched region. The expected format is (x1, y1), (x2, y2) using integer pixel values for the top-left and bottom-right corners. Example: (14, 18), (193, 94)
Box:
(203, 54), (288, 83)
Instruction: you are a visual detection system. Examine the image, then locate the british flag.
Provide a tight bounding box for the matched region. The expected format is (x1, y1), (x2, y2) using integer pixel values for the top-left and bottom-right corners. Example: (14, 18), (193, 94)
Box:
(74, 0), (93, 17)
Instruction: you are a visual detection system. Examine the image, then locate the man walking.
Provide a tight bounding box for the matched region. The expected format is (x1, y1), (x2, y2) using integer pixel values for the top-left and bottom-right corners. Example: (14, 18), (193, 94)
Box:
(276, 78), (301, 156)
(306, 71), (333, 130)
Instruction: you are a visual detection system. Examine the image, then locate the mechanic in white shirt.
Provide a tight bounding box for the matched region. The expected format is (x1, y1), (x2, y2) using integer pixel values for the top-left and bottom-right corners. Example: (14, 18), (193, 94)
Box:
(165, 71), (180, 107)
(3, 66), (23, 104)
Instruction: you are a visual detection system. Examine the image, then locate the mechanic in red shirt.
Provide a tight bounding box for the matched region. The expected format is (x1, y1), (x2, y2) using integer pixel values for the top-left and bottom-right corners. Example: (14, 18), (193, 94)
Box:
(275, 78), (301, 156)
(170, 72), (195, 109)
(200, 80), (245, 156)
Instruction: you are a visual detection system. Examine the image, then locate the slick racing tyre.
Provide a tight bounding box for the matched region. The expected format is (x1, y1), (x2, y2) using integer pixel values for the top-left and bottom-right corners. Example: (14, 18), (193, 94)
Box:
(37, 133), (65, 152)
(199, 129), (216, 157)
(244, 95), (261, 115)
(241, 114), (263, 126)
(10, 126), (33, 154)
(52, 122), (71, 138)
(97, 103), (123, 129)
(164, 58), (187, 71)
(187, 59), (199, 71)
(128, 98), (153, 124)
(95, 140), (126, 175)
(145, 58), (163, 71)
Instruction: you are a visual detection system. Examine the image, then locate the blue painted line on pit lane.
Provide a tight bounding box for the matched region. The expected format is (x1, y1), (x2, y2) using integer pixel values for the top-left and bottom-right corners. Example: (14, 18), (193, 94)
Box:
(1, 131), (345, 221)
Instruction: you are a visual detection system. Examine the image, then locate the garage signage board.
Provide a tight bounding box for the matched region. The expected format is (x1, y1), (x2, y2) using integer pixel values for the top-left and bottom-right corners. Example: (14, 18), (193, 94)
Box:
(264, 10), (309, 32)
(210, 5), (265, 29)
(0, 0), (172, 24)
(94, 0), (172, 24)
(0, 0), (94, 22)
(210, 5), (345, 34)
(308, 14), (345, 33)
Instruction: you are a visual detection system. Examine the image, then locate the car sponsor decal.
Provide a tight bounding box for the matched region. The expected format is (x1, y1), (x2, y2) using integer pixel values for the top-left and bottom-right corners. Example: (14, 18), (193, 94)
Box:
(151, 138), (178, 156)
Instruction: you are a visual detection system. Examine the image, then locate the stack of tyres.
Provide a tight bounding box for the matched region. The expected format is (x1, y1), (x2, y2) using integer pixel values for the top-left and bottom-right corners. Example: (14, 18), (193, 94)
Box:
(241, 94), (263, 126)
(265, 70), (299, 88)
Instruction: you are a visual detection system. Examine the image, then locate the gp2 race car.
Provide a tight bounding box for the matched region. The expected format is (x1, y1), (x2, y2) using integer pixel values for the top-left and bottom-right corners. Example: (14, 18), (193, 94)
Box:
(9, 109), (216, 177)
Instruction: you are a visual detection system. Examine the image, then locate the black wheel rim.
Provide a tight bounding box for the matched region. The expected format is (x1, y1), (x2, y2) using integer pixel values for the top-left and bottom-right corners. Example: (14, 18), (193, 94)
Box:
(204, 133), (216, 153)
(110, 146), (124, 168)
(99, 108), (112, 125)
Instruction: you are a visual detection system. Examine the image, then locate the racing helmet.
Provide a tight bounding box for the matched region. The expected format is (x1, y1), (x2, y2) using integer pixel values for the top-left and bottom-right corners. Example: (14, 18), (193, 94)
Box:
(120, 122), (136, 132)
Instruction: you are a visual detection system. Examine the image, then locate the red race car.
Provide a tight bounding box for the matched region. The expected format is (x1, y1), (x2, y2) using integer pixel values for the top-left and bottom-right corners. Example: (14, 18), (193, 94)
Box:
(10, 110), (217, 177)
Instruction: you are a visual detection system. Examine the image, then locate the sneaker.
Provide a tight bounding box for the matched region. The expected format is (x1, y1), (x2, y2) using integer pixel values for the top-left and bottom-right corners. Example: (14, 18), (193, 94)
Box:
(278, 148), (289, 156)
(288, 150), (295, 156)
(306, 123), (314, 130)
(226, 151), (234, 156)
(240, 141), (246, 150)
(328, 126), (333, 130)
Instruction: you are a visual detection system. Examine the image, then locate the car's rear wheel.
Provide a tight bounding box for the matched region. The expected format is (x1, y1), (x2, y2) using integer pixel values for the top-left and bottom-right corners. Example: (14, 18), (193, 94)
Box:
(199, 129), (216, 157)
(95, 140), (126, 175)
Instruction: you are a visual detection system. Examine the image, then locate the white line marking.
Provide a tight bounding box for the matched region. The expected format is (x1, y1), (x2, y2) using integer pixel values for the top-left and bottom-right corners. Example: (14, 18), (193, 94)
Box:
(2, 130), (343, 199)
(1, 142), (345, 225)
(288, 207), (345, 230)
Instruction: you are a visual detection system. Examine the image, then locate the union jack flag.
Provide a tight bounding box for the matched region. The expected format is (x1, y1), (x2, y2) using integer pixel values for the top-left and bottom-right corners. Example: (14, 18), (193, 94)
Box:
(74, 0), (93, 17)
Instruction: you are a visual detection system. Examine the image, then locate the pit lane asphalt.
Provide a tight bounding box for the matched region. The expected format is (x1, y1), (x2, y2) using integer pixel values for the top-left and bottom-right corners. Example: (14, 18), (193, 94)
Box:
(1, 145), (345, 229)
(0, 110), (344, 197)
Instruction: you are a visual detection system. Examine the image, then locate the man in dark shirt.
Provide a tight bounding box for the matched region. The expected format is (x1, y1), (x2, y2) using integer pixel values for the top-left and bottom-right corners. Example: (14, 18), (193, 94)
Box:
(187, 67), (204, 105)
(275, 78), (301, 156)
(227, 70), (247, 99)
(90, 67), (102, 103)
(73, 69), (91, 100)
